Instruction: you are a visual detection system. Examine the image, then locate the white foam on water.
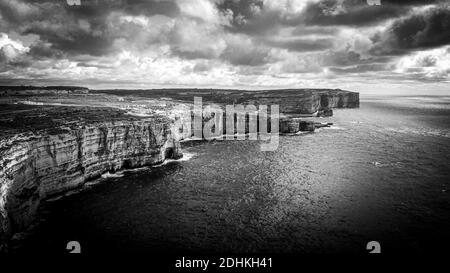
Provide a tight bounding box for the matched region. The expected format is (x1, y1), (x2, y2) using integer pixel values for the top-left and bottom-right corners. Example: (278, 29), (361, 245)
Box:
(122, 166), (151, 173)
(179, 152), (196, 161)
(294, 131), (310, 135)
(101, 171), (125, 179)
(153, 152), (197, 167)
(371, 161), (403, 168)
(47, 152), (197, 201)
(180, 137), (203, 142)
(323, 126), (345, 130)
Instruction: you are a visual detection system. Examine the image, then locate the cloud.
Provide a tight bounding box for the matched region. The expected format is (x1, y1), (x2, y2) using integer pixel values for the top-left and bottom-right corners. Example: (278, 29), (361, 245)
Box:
(27, 40), (63, 59)
(217, 0), (264, 25)
(301, 0), (410, 26)
(324, 49), (362, 66)
(0, 0), (40, 25)
(264, 37), (334, 52)
(371, 5), (450, 55)
(178, 0), (223, 24)
(0, 0), (181, 57)
(64, 0), (180, 18)
(0, 33), (29, 63)
(329, 63), (389, 74)
(394, 46), (450, 81)
(220, 35), (273, 66)
(0, 0), (449, 89)
(278, 53), (324, 73)
(169, 19), (226, 59)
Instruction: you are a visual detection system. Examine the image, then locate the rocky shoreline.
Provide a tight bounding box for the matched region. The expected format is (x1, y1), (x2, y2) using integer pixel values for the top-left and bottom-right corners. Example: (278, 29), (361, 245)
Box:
(0, 87), (359, 251)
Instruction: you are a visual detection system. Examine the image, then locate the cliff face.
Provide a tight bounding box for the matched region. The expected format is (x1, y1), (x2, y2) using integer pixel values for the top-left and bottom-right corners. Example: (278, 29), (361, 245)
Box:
(289, 91), (360, 114)
(0, 118), (181, 247)
(319, 92), (360, 109)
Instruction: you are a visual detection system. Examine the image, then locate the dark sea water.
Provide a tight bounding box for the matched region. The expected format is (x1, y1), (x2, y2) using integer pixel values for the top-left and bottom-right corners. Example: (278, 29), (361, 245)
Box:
(16, 95), (450, 254)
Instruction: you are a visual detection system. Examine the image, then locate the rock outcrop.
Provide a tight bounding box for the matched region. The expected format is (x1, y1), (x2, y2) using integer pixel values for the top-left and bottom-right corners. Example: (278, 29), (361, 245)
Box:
(299, 121), (316, 132)
(280, 119), (334, 133)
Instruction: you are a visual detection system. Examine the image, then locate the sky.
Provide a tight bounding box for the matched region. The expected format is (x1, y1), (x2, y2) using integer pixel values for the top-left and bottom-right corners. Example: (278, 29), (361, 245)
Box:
(0, 0), (449, 93)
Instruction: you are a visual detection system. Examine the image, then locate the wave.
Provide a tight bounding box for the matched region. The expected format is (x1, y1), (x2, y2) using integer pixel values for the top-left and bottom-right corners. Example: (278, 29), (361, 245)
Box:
(371, 161), (403, 168)
(101, 171), (125, 179)
(152, 152), (197, 167)
(48, 152), (198, 201)
(323, 126), (345, 130)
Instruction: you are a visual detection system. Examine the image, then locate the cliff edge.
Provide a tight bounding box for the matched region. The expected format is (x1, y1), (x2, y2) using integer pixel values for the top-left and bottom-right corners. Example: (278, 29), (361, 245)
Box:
(0, 105), (181, 250)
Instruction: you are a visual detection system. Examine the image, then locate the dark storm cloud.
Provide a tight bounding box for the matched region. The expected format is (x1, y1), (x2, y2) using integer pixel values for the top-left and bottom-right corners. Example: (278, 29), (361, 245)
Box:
(24, 23), (115, 56)
(0, 0), (180, 57)
(28, 41), (64, 59)
(0, 57), (31, 70)
(0, 0), (39, 25)
(381, 0), (441, 5)
(214, 0), (445, 38)
(1, 0), (449, 86)
(217, 0), (263, 25)
(64, 0), (180, 19)
(217, 0), (283, 35)
(371, 5), (450, 55)
(301, 0), (409, 26)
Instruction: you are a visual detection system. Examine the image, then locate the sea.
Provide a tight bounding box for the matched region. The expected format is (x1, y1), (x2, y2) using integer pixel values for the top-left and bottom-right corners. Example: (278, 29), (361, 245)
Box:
(14, 94), (450, 254)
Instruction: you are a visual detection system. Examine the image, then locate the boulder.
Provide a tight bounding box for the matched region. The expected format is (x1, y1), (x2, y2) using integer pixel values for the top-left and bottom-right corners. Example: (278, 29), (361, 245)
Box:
(299, 121), (315, 132)
(317, 108), (333, 117)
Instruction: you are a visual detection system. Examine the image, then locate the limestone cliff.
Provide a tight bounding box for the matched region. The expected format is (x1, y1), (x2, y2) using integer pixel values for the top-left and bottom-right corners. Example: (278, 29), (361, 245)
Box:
(0, 106), (181, 249)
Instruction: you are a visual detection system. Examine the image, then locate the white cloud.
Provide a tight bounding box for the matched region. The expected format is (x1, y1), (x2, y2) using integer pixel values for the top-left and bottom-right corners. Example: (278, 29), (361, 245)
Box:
(179, 0), (224, 24)
(263, 0), (315, 14)
(0, 33), (29, 61)
(395, 46), (450, 81)
(169, 19), (226, 59)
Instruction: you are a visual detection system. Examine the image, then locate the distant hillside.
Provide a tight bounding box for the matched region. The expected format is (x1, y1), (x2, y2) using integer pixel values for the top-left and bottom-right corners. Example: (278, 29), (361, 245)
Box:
(93, 88), (359, 114)
(0, 86), (89, 91)
(0, 86), (89, 95)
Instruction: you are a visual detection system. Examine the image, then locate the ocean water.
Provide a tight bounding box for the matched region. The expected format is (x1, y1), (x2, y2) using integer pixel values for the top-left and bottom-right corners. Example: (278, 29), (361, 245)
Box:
(15, 95), (450, 254)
